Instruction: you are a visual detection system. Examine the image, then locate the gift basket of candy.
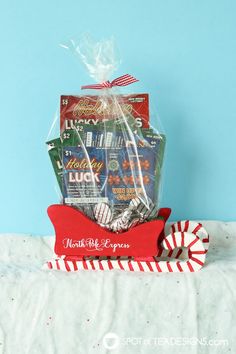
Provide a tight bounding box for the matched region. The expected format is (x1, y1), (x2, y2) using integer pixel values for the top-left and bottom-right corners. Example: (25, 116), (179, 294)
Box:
(44, 36), (209, 273)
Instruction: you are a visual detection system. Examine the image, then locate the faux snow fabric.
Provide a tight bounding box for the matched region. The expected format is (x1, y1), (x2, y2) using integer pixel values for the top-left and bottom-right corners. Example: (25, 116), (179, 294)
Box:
(0, 221), (236, 354)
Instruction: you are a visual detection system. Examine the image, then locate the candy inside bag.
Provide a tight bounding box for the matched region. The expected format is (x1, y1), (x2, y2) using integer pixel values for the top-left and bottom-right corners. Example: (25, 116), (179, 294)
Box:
(46, 36), (166, 233)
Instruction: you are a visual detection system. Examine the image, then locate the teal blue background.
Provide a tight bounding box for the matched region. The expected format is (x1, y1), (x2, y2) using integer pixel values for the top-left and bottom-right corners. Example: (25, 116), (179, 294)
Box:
(0, 0), (236, 235)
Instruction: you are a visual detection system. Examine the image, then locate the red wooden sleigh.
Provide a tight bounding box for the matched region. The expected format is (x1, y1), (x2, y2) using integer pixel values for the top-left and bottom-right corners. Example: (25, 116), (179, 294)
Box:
(44, 205), (209, 273)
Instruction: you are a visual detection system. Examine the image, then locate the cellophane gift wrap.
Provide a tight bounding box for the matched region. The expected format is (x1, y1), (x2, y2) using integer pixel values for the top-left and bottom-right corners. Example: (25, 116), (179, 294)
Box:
(46, 36), (166, 233)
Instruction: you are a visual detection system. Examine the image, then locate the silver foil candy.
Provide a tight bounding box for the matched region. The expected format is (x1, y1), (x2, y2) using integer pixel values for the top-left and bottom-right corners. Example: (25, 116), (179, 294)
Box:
(93, 202), (113, 225)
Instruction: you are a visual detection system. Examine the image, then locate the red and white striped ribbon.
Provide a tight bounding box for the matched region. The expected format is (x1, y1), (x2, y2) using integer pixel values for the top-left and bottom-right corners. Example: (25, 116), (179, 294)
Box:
(43, 221), (209, 273)
(81, 74), (138, 90)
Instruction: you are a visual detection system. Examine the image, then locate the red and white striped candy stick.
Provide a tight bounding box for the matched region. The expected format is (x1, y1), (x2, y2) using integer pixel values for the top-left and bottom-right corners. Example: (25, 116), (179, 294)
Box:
(161, 231), (206, 272)
(156, 221), (210, 260)
(170, 220), (209, 252)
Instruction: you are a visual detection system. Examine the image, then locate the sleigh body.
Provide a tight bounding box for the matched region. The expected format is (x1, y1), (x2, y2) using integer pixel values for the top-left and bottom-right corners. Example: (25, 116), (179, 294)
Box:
(44, 205), (209, 273)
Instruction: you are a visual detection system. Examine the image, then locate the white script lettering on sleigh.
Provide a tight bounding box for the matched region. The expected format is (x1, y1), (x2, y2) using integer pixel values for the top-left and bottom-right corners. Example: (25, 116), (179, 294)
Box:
(63, 238), (130, 253)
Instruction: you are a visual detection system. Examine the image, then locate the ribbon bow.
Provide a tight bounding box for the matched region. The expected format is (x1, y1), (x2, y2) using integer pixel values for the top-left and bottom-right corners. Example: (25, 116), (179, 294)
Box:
(81, 74), (138, 90)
